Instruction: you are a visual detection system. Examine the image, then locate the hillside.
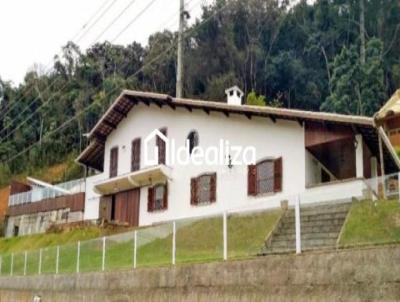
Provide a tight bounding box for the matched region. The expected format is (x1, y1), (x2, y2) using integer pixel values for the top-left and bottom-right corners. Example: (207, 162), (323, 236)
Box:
(1, 0), (399, 184)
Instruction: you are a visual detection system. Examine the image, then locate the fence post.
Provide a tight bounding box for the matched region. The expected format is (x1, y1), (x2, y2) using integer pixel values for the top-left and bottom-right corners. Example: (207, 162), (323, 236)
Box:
(56, 246), (60, 274)
(38, 249), (42, 275)
(102, 237), (106, 272)
(295, 195), (302, 254)
(172, 221), (176, 265)
(76, 241), (80, 273)
(133, 230), (137, 269)
(10, 253), (14, 276)
(223, 212), (228, 261)
(24, 251), (27, 276)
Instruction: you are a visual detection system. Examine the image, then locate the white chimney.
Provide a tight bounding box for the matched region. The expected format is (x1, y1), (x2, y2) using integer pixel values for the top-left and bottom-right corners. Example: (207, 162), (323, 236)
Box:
(225, 86), (244, 106)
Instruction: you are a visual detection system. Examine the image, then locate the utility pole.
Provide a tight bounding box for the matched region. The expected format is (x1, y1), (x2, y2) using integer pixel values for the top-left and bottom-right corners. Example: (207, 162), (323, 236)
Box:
(176, 0), (185, 98)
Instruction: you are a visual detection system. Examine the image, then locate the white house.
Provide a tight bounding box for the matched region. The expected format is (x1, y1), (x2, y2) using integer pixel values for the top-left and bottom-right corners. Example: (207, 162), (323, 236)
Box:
(77, 88), (400, 227)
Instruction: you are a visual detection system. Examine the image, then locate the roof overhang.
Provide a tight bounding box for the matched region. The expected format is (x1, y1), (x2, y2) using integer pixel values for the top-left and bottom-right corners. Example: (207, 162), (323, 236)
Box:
(94, 165), (171, 195)
(374, 89), (400, 122)
(77, 90), (400, 172)
(27, 177), (72, 195)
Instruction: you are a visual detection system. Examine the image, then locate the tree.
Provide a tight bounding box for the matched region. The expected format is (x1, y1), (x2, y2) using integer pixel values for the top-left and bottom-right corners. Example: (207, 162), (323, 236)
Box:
(321, 38), (385, 116)
(246, 90), (266, 106)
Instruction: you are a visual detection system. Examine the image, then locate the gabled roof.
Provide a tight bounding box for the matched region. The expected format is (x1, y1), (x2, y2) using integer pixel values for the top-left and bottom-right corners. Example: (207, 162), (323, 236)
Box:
(77, 90), (396, 172)
(375, 90), (400, 121)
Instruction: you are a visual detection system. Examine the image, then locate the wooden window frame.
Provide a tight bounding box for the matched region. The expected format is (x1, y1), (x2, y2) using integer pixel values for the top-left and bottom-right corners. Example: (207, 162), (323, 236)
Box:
(109, 146), (119, 178)
(248, 157), (282, 196)
(190, 172), (217, 206)
(131, 138), (141, 172)
(147, 183), (168, 212)
(157, 127), (167, 165)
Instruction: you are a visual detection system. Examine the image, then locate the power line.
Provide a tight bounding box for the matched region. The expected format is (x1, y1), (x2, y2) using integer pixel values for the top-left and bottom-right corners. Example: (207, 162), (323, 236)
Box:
(0, 0), (117, 122)
(71, 0), (114, 42)
(3, 0), (228, 165)
(76, 0), (119, 44)
(0, 0), (157, 143)
(111, 0), (160, 43)
(92, 0), (138, 43)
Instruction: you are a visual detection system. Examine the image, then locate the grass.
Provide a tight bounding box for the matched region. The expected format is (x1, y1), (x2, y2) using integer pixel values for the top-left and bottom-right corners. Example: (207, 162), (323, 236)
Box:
(0, 226), (109, 254)
(339, 199), (400, 247)
(0, 209), (282, 275)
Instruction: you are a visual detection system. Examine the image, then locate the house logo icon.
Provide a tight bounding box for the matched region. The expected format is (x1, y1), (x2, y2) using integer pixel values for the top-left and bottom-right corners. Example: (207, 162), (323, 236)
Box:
(144, 129), (169, 166)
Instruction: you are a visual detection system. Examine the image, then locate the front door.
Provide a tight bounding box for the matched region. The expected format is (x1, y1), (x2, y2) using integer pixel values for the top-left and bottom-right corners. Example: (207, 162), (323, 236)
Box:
(99, 196), (112, 221)
(114, 189), (140, 227)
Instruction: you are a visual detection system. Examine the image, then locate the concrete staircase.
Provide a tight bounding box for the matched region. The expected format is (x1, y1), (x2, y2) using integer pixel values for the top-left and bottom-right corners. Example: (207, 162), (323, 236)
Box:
(261, 202), (352, 254)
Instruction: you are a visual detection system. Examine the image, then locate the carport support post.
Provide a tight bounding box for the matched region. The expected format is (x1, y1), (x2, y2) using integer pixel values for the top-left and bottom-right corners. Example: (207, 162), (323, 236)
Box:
(223, 212), (228, 260)
(378, 134), (386, 199)
(102, 236), (106, 271)
(133, 230), (137, 269)
(76, 241), (80, 273)
(172, 221), (176, 265)
(295, 195), (302, 254)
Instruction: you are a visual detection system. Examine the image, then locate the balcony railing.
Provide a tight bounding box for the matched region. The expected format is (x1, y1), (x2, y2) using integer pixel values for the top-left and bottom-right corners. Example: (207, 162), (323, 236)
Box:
(8, 178), (85, 207)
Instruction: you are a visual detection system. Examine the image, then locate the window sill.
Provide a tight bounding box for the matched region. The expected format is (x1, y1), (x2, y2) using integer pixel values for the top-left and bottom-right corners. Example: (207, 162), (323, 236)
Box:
(249, 191), (279, 199)
(191, 201), (215, 207)
(148, 208), (168, 214)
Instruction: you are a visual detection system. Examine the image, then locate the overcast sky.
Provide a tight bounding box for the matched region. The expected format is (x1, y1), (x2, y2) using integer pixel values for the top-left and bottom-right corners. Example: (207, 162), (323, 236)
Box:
(0, 0), (311, 86)
(0, 0), (211, 86)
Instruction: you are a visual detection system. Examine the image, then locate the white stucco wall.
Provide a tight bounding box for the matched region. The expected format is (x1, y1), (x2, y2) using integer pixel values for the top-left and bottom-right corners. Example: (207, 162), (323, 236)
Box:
(300, 179), (367, 205)
(83, 173), (103, 220)
(305, 150), (322, 187)
(85, 103), (307, 226)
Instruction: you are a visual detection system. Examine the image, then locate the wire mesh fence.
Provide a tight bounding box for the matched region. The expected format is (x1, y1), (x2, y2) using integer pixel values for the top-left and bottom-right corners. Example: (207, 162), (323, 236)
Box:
(105, 232), (134, 271)
(176, 215), (223, 264)
(136, 222), (174, 268)
(79, 238), (103, 273)
(1, 173), (400, 277)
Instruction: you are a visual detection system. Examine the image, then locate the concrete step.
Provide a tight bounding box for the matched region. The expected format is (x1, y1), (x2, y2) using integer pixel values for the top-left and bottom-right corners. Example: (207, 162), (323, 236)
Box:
(272, 232), (339, 241)
(277, 224), (343, 235)
(284, 211), (349, 222)
(269, 238), (337, 250)
(293, 203), (351, 216)
(263, 201), (352, 253)
(280, 218), (346, 229)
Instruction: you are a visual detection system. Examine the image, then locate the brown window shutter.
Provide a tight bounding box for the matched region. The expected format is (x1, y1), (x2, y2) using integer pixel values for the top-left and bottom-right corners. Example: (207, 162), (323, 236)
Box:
(131, 138), (141, 172)
(157, 128), (167, 165)
(274, 157), (283, 192)
(190, 178), (198, 205)
(110, 147), (118, 178)
(248, 165), (257, 196)
(163, 184), (168, 210)
(147, 187), (154, 212)
(210, 173), (217, 203)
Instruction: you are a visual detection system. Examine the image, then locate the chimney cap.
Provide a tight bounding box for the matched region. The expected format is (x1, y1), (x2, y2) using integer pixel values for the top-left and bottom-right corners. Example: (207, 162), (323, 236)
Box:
(225, 85), (244, 97)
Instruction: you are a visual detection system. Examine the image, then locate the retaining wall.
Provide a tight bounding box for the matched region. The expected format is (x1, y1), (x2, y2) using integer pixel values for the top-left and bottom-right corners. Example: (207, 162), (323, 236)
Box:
(0, 245), (399, 301)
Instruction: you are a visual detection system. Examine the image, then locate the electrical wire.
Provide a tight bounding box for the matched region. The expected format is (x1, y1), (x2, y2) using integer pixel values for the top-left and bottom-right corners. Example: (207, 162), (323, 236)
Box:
(3, 0), (228, 165)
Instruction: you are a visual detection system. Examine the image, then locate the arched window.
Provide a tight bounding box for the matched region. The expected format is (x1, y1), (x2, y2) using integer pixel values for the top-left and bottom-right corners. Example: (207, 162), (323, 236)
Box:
(187, 130), (199, 155)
